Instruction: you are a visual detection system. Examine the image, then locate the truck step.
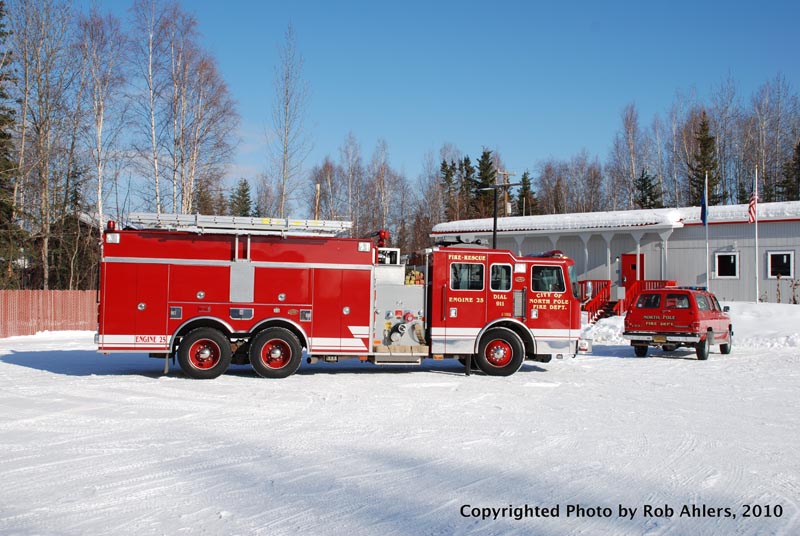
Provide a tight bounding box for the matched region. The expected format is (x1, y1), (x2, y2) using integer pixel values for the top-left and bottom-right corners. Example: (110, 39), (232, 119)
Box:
(371, 355), (423, 365)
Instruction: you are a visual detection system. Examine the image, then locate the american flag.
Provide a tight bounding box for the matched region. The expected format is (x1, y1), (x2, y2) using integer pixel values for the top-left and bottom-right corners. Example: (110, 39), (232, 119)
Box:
(748, 179), (758, 224)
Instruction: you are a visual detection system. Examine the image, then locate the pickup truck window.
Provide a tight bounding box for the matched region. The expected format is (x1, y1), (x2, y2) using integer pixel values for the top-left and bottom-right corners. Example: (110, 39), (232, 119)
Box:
(665, 293), (690, 309)
(696, 294), (711, 310)
(636, 293), (661, 308)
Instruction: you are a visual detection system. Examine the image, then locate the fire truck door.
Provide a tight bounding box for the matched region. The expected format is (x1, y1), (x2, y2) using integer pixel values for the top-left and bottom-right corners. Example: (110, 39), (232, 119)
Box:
(134, 264), (169, 347)
(486, 262), (515, 321)
(312, 269), (371, 354)
(444, 261), (488, 354)
(103, 262), (169, 349)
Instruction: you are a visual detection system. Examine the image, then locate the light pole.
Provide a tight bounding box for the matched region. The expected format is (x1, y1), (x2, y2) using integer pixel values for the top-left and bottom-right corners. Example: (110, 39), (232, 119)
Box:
(479, 175), (520, 249)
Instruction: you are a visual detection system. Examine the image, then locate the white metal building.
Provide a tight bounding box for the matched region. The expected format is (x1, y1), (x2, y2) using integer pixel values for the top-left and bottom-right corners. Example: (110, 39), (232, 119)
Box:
(431, 201), (800, 304)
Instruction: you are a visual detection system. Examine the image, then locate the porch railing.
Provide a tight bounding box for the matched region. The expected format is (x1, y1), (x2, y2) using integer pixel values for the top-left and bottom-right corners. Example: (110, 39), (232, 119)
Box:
(613, 280), (677, 315)
(579, 279), (611, 322)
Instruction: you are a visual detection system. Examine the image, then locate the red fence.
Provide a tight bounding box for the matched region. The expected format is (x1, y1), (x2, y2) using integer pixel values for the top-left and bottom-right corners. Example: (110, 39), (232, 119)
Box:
(0, 290), (97, 338)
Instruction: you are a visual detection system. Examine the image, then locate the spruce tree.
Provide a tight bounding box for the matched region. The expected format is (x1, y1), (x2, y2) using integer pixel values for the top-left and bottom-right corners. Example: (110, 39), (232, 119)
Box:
(633, 168), (663, 209)
(457, 156), (475, 219)
(229, 178), (254, 217)
(440, 159), (457, 220)
(515, 171), (538, 216)
(781, 140), (800, 201)
(687, 111), (720, 205)
(474, 149), (496, 217)
(194, 180), (216, 215)
(0, 0), (20, 288)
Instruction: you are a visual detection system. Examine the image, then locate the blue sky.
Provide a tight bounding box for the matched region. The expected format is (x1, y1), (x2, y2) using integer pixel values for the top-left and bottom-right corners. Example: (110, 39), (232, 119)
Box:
(99, 0), (799, 186)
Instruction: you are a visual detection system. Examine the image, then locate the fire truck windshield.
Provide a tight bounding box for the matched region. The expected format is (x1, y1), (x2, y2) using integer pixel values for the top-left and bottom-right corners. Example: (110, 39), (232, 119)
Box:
(569, 265), (580, 299)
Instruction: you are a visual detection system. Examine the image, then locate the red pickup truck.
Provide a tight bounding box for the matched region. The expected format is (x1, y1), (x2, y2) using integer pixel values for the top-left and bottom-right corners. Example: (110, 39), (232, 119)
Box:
(622, 286), (733, 359)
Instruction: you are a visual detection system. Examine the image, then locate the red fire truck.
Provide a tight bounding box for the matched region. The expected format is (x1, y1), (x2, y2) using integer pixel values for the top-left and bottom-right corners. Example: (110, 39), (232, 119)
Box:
(96, 213), (585, 379)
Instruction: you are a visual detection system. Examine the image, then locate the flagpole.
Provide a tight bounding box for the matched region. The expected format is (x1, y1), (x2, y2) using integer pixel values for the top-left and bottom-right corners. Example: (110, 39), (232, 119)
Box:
(754, 165), (759, 302)
(705, 171), (710, 289)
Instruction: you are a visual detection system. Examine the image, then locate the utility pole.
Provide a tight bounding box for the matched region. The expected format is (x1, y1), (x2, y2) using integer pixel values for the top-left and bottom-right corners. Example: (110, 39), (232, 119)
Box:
(479, 173), (520, 249)
(496, 170), (517, 217)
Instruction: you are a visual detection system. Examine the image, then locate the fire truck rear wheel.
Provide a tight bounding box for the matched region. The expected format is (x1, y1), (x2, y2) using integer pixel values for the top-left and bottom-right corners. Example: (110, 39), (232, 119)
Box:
(249, 327), (302, 379)
(177, 328), (232, 379)
(475, 328), (525, 376)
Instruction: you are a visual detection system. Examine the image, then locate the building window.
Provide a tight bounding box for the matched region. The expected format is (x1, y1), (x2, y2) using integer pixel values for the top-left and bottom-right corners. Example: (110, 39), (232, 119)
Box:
(714, 252), (739, 279)
(490, 264), (512, 292)
(450, 263), (484, 291)
(767, 251), (794, 279)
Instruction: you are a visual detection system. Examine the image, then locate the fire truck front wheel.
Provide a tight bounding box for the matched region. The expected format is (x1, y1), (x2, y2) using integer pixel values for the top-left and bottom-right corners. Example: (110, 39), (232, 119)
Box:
(177, 328), (233, 379)
(249, 327), (302, 379)
(475, 328), (525, 377)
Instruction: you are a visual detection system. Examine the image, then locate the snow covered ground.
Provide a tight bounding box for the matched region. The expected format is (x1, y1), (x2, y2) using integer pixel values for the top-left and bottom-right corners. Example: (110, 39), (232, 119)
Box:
(1, 303), (798, 535)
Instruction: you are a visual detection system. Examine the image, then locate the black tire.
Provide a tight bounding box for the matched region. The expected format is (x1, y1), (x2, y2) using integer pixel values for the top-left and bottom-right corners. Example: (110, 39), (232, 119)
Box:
(695, 333), (710, 360)
(249, 327), (302, 378)
(720, 327), (733, 355)
(177, 327), (232, 379)
(634, 345), (648, 357)
(474, 328), (525, 377)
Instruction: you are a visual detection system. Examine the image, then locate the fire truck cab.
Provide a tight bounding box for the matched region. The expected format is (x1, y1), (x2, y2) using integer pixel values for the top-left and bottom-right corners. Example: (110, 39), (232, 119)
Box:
(96, 213), (584, 379)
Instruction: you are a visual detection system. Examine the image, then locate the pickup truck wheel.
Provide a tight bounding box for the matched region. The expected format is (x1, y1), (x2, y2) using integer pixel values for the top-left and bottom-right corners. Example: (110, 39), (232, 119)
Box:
(249, 327), (302, 378)
(178, 328), (232, 379)
(695, 333), (711, 360)
(634, 345), (648, 357)
(475, 328), (525, 377)
(720, 328), (733, 355)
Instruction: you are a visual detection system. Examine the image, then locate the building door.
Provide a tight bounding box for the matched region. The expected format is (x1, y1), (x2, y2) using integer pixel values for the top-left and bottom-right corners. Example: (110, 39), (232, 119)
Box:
(621, 253), (644, 287)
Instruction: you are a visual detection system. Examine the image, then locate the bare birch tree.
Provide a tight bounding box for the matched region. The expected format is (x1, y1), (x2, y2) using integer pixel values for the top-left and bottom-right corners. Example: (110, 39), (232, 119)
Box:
(267, 23), (310, 218)
(129, 1), (235, 215)
(130, 0), (169, 214)
(367, 139), (391, 230)
(306, 156), (340, 220)
(709, 76), (739, 204)
(9, 0), (76, 289)
(339, 132), (363, 234)
(77, 6), (126, 227)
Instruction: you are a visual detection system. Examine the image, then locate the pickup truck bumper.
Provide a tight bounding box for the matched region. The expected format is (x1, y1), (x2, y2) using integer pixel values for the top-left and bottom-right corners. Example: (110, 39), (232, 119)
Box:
(622, 332), (701, 344)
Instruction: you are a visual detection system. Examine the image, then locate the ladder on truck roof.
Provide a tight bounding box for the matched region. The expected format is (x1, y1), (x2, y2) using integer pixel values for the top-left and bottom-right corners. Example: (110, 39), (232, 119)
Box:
(128, 212), (352, 236)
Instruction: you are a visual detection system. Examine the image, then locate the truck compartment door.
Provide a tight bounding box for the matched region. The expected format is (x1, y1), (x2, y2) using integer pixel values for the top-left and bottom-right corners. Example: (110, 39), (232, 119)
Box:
(311, 269), (371, 354)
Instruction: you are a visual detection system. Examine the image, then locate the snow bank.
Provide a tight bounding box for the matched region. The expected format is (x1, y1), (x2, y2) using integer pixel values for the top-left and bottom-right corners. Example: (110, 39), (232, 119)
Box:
(0, 303), (798, 535)
(583, 301), (800, 348)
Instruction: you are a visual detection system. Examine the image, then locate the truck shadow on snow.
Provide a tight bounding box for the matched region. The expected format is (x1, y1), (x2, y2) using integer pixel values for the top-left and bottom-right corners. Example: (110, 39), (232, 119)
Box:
(227, 359), (549, 377)
(588, 344), (709, 361)
(0, 349), (548, 378)
(0, 349), (168, 378)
